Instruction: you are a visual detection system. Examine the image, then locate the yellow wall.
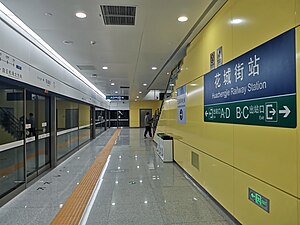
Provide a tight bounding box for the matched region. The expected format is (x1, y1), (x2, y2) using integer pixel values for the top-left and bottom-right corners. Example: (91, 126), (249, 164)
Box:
(156, 0), (300, 224)
(79, 103), (90, 126)
(56, 100), (78, 129)
(129, 100), (161, 127)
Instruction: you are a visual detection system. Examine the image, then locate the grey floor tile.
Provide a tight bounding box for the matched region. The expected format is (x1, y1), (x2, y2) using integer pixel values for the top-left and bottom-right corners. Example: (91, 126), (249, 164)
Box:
(1, 128), (238, 225)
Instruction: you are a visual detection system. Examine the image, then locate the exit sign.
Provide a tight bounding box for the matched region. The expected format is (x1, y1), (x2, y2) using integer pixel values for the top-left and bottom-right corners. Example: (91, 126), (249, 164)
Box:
(248, 188), (270, 213)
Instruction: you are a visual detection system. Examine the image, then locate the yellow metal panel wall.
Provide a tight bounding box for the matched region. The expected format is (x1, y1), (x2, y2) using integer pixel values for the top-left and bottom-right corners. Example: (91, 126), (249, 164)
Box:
(129, 100), (161, 127)
(79, 103), (90, 126)
(297, 28), (300, 199)
(174, 140), (234, 214)
(156, 0), (300, 224)
(231, 0), (296, 57)
(234, 125), (297, 195)
(234, 170), (297, 225)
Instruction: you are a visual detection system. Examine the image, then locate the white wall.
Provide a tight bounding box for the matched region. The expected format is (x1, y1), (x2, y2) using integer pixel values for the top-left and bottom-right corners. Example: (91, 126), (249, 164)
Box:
(0, 11), (109, 109)
(109, 101), (129, 110)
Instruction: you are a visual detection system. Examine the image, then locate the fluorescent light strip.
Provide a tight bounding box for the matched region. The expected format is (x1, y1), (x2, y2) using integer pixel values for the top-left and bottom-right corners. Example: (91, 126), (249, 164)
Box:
(0, 3), (106, 100)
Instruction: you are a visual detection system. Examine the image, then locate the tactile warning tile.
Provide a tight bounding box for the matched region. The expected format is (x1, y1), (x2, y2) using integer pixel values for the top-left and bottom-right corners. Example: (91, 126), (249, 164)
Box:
(51, 128), (121, 225)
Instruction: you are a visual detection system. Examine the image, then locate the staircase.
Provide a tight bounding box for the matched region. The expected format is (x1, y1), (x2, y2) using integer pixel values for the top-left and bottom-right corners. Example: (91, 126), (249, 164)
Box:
(0, 107), (23, 140)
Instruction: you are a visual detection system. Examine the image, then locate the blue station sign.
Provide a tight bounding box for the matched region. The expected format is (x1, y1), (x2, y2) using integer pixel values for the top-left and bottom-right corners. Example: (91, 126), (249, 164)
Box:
(204, 29), (296, 128)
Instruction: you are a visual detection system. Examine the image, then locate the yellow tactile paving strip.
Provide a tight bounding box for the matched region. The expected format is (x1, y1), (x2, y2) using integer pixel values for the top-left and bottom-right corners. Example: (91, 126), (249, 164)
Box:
(50, 128), (121, 225)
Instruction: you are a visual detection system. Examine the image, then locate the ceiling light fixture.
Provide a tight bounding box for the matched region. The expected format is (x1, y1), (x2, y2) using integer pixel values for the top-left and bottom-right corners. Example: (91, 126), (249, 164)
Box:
(139, 91), (142, 94)
(137, 96), (139, 98)
(230, 18), (243, 24)
(102, 66), (108, 70)
(178, 16), (188, 22)
(90, 40), (96, 45)
(76, 12), (87, 18)
(115, 91), (118, 94)
(152, 67), (157, 70)
(111, 82), (115, 86)
(143, 83), (147, 86)
(63, 40), (73, 45)
(170, 84), (174, 87)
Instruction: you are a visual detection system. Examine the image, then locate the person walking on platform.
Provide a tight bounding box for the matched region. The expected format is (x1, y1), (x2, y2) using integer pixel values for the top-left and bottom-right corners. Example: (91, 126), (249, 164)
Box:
(144, 112), (152, 138)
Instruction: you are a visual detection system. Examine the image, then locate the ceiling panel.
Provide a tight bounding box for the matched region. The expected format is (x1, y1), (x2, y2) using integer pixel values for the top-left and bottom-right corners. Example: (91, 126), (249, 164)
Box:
(1, 0), (224, 99)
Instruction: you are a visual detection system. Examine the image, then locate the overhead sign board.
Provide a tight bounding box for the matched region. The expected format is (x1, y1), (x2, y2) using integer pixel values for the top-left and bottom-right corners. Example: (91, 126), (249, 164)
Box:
(106, 96), (129, 100)
(204, 29), (296, 128)
(177, 85), (186, 124)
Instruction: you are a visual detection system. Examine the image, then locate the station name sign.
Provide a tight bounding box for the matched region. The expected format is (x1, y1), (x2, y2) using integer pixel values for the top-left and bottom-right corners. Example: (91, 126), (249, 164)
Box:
(204, 29), (296, 128)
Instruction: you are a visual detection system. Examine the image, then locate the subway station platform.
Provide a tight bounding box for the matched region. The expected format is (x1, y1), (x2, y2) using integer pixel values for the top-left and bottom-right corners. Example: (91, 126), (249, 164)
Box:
(0, 128), (237, 225)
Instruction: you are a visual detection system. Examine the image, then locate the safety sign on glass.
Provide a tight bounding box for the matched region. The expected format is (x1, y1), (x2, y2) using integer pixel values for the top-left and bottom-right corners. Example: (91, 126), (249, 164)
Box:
(177, 85), (186, 124)
(204, 29), (296, 128)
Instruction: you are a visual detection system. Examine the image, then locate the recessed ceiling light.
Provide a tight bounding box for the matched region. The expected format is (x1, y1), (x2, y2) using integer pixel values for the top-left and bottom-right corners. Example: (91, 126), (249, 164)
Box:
(76, 12), (87, 19)
(63, 40), (73, 45)
(111, 82), (115, 86)
(143, 83), (147, 86)
(137, 96), (139, 98)
(170, 84), (174, 86)
(115, 91), (118, 94)
(178, 16), (188, 22)
(45, 12), (53, 16)
(230, 18), (243, 24)
(167, 72), (170, 75)
(102, 66), (108, 70)
(135, 99), (137, 101)
(152, 67), (157, 70)
(139, 91), (142, 94)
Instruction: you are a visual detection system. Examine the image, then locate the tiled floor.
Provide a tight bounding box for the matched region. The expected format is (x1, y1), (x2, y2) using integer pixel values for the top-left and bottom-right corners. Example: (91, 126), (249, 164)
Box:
(86, 129), (237, 225)
(0, 129), (116, 225)
(0, 128), (238, 225)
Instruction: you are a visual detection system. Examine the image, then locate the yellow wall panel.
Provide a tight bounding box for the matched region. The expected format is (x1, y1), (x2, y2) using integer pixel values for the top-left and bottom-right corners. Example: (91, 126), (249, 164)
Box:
(234, 170), (297, 225)
(297, 0), (300, 26)
(177, 1), (233, 88)
(296, 28), (300, 198)
(231, 0), (296, 57)
(234, 125), (297, 196)
(129, 100), (161, 127)
(174, 140), (234, 214)
(156, 1), (300, 223)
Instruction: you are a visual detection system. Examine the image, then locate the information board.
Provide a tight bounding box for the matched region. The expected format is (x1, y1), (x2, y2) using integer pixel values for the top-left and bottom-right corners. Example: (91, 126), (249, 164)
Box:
(204, 29), (296, 128)
(177, 85), (186, 124)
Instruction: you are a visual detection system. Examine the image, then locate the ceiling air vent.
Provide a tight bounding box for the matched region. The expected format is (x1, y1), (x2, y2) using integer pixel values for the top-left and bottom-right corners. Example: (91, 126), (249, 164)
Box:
(100, 5), (136, 25)
(77, 65), (96, 70)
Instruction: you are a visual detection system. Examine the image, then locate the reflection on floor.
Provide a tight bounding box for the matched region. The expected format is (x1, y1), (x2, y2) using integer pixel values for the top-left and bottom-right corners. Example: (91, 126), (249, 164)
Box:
(0, 128), (238, 225)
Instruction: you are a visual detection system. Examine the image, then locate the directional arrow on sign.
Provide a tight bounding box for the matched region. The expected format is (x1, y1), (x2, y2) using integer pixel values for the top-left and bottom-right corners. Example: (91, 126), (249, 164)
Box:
(270, 108), (276, 116)
(279, 106), (291, 118)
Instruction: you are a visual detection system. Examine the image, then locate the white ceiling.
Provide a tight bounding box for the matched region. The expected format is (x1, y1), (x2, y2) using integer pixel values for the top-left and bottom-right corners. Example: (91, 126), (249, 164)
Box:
(1, 0), (225, 100)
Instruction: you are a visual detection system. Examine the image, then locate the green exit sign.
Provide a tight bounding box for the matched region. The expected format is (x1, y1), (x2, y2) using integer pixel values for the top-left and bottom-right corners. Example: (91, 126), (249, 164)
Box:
(248, 188), (270, 213)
